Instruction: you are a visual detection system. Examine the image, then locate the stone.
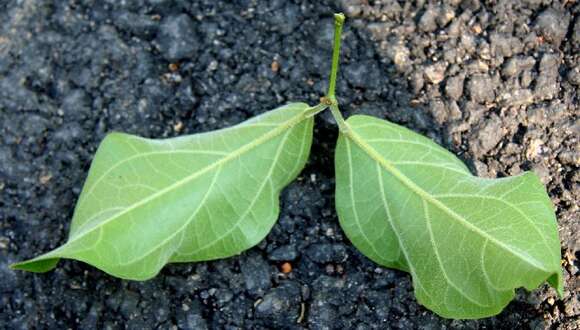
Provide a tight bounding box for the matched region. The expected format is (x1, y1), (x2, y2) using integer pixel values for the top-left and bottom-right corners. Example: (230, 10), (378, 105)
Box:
(418, 6), (439, 32)
(156, 14), (198, 61)
(445, 74), (464, 100)
(424, 62), (447, 84)
(268, 245), (298, 261)
(467, 74), (495, 103)
(305, 243), (348, 264)
(470, 114), (504, 156)
(241, 254), (272, 297)
(534, 53), (560, 101)
(254, 282), (301, 326)
(535, 8), (571, 46)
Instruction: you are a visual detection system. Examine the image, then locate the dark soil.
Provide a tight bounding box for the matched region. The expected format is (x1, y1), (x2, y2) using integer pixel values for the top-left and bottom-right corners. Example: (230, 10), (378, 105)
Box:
(1, 0), (578, 329)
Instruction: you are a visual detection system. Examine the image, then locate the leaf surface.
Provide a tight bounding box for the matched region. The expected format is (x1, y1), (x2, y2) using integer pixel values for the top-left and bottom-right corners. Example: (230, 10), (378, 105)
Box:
(335, 115), (562, 319)
(13, 103), (314, 280)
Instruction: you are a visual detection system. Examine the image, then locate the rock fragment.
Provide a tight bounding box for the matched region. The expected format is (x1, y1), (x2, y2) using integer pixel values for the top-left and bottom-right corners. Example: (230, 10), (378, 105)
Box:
(534, 53), (560, 101)
(424, 62), (447, 84)
(418, 7), (439, 32)
(255, 282), (301, 327)
(156, 14), (198, 61)
(470, 115), (503, 156)
(535, 8), (571, 46)
(305, 244), (348, 264)
(467, 74), (495, 103)
(445, 74), (464, 100)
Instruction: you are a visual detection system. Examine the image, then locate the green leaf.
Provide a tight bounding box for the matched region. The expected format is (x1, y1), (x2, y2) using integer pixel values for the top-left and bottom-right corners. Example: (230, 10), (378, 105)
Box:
(335, 115), (563, 319)
(12, 103), (314, 280)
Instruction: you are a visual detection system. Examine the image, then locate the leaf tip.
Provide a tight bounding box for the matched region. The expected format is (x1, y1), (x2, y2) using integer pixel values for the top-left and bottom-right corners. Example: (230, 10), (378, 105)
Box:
(547, 271), (565, 298)
(10, 257), (60, 273)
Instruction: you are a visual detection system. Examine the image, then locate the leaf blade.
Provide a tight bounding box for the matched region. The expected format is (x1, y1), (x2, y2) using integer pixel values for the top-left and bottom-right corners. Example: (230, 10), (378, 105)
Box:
(335, 114), (562, 319)
(12, 103), (314, 280)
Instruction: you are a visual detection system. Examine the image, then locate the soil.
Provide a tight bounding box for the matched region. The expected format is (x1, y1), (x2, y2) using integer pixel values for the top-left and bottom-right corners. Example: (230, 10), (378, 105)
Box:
(1, 0), (578, 329)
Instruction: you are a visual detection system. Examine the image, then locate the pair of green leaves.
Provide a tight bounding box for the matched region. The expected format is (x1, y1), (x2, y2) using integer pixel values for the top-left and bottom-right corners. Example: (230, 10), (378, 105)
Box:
(12, 14), (562, 319)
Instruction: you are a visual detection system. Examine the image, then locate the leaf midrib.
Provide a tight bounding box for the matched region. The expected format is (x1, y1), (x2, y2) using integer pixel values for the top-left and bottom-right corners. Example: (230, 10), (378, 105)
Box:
(344, 123), (550, 273)
(59, 108), (311, 253)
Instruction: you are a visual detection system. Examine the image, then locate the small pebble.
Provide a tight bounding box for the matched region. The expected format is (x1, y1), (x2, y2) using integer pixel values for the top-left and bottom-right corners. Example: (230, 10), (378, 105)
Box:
(156, 14), (198, 61)
(281, 262), (292, 274)
(535, 8), (571, 46)
(424, 63), (447, 84)
(467, 74), (495, 103)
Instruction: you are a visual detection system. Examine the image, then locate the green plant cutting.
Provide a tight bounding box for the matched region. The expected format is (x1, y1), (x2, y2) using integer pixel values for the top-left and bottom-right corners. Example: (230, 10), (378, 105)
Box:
(12, 13), (563, 319)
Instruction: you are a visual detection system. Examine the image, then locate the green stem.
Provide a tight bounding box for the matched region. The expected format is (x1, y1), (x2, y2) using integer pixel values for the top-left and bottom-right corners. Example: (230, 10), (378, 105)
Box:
(327, 13), (345, 99)
(304, 102), (329, 118)
(330, 104), (348, 133)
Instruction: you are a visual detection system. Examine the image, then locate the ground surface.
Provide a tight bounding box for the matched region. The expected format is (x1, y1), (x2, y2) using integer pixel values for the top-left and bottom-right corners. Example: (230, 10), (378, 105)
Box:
(0, 0), (578, 329)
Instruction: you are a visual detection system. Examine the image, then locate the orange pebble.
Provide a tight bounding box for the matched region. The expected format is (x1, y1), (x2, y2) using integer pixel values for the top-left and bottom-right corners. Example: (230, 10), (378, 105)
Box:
(270, 60), (280, 73)
(281, 262), (292, 274)
(168, 63), (179, 72)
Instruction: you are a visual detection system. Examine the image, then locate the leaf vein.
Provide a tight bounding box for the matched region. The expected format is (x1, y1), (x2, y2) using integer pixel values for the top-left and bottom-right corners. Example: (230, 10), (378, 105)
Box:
(423, 200), (489, 307)
(346, 126), (551, 273)
(63, 110), (308, 252)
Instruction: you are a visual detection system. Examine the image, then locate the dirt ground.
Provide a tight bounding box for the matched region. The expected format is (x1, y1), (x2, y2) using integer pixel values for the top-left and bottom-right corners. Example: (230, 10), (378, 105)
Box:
(1, 0), (578, 329)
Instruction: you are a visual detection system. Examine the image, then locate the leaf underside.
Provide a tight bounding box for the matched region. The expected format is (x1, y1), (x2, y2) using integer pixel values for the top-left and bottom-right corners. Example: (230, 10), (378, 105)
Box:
(12, 103), (314, 280)
(335, 115), (563, 319)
